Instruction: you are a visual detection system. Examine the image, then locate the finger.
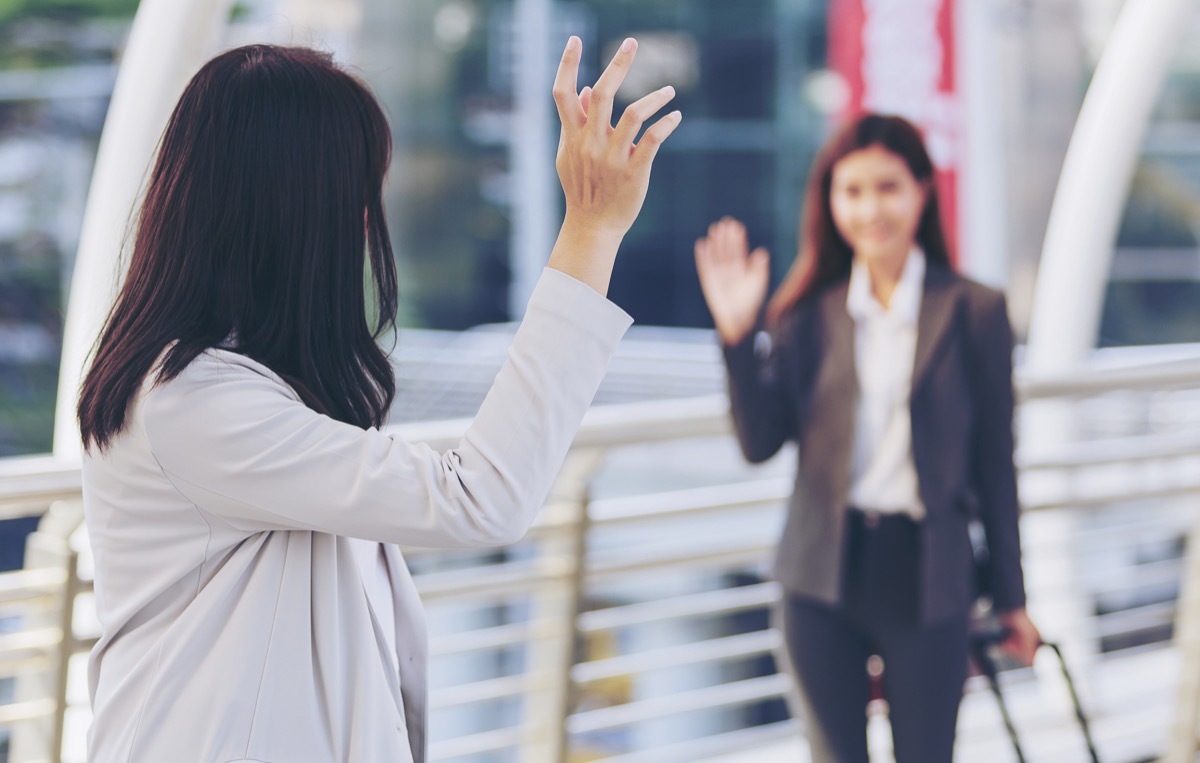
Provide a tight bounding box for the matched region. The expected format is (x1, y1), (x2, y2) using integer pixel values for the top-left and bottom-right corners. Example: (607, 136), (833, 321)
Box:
(694, 238), (711, 279)
(717, 217), (740, 264)
(722, 220), (744, 264)
(552, 36), (584, 128)
(695, 240), (723, 298)
(696, 238), (720, 281)
(630, 109), (681, 168)
(590, 37), (637, 131)
(580, 85), (592, 117)
(708, 221), (730, 265)
(749, 247), (770, 276)
(613, 85), (676, 149)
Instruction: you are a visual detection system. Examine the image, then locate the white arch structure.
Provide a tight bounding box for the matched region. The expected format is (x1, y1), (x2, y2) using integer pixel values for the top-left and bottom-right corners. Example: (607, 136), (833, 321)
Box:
(52, 0), (233, 459)
(1008, 4), (1193, 752)
(1024, 0), (1193, 372)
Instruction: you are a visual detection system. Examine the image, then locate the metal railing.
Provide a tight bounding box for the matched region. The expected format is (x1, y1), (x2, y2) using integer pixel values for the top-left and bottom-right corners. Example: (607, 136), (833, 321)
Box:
(0, 348), (1198, 762)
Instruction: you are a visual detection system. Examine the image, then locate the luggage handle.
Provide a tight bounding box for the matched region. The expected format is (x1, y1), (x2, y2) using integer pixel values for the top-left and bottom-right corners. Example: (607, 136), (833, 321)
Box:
(969, 627), (1101, 763)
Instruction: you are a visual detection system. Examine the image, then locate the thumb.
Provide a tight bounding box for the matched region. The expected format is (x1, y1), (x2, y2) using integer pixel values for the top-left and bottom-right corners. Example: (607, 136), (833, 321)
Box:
(749, 247), (771, 286)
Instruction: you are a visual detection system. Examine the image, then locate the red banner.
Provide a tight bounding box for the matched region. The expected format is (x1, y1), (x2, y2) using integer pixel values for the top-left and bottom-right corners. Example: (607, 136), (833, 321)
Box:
(828, 0), (961, 260)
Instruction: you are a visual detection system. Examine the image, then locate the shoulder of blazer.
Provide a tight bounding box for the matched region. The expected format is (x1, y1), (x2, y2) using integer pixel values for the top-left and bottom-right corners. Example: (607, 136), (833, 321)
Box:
(773, 276), (850, 357)
(922, 265), (1009, 324)
(953, 272), (1010, 330)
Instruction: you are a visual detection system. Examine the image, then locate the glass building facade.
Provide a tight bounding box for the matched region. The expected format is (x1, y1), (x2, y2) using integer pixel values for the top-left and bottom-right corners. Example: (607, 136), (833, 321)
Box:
(0, 0), (1198, 440)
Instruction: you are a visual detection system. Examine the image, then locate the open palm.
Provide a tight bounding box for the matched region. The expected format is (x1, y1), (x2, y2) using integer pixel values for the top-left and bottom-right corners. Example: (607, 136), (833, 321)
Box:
(694, 217), (770, 345)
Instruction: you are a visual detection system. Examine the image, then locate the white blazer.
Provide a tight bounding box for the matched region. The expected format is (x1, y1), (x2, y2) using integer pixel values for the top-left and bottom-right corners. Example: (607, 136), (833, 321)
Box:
(82, 269), (632, 763)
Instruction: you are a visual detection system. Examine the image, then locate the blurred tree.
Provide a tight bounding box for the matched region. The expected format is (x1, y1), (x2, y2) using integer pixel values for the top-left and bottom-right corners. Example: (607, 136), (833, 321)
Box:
(0, 0), (137, 23)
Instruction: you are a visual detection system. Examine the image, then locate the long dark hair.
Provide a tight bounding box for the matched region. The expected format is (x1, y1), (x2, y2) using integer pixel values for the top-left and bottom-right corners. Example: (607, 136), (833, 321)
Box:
(766, 113), (951, 324)
(78, 44), (398, 451)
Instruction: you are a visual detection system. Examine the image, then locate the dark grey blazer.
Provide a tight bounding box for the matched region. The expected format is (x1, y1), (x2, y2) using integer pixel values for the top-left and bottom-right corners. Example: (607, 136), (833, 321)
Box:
(723, 264), (1026, 623)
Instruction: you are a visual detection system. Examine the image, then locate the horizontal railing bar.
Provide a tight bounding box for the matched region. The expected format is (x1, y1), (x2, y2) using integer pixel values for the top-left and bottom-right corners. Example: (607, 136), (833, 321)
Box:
(567, 674), (792, 734)
(430, 673), (538, 710)
(0, 698), (57, 724)
(1018, 353), (1200, 398)
(1092, 599), (1177, 639)
(1023, 482), (1200, 513)
(0, 456), (82, 513)
(392, 396), (732, 452)
(1017, 433), (1200, 469)
(428, 621), (543, 657)
(579, 582), (781, 633)
(428, 725), (527, 760)
(0, 568), (68, 602)
(1021, 513), (1194, 553)
(588, 479), (790, 525)
(594, 720), (801, 763)
(0, 627), (64, 656)
(572, 630), (781, 684)
(586, 544), (772, 580)
(0, 654), (54, 676)
(1094, 569), (1184, 599)
(415, 556), (573, 601)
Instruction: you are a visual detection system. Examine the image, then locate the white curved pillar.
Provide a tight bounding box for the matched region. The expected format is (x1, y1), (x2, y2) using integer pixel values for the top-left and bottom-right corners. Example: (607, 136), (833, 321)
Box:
(1025, 0), (1192, 371)
(53, 0), (234, 459)
(1018, 0), (1192, 737)
(510, 0), (556, 317)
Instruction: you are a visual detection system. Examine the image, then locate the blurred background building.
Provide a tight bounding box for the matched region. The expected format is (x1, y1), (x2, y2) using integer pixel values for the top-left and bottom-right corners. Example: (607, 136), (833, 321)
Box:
(0, 0), (1198, 458)
(0, 2), (1199, 762)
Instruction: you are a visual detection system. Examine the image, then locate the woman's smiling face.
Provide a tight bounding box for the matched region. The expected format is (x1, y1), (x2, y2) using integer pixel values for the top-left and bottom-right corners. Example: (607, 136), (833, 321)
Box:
(828, 144), (928, 267)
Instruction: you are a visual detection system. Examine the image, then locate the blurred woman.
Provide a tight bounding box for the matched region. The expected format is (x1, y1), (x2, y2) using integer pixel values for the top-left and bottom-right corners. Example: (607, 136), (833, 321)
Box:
(695, 113), (1038, 762)
(78, 39), (679, 762)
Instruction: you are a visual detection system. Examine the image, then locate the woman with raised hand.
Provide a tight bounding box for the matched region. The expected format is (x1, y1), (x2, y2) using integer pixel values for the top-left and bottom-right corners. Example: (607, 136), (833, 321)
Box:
(695, 114), (1039, 763)
(79, 39), (678, 763)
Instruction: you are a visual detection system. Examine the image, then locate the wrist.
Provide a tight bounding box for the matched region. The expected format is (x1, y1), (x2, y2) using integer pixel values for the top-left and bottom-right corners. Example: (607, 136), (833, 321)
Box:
(716, 315), (759, 346)
(559, 212), (626, 249)
(547, 215), (626, 296)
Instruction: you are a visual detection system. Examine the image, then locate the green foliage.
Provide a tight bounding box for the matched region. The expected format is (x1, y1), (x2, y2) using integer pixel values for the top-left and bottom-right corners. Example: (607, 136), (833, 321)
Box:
(0, 0), (138, 25)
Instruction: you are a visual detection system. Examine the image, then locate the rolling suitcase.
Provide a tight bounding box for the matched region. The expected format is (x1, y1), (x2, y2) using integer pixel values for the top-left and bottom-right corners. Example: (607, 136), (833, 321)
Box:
(969, 628), (1102, 763)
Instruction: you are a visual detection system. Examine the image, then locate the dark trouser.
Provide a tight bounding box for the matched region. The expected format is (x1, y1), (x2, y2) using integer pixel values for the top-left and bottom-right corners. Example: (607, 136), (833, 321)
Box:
(778, 511), (970, 763)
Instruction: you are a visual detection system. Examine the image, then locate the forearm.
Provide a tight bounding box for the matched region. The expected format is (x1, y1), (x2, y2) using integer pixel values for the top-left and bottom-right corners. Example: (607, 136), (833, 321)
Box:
(723, 328), (793, 463)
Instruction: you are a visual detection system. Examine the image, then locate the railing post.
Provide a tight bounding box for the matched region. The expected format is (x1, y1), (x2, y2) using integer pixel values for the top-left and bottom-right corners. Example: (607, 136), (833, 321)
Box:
(1167, 513), (1200, 762)
(517, 448), (604, 763)
(49, 551), (81, 763)
(10, 498), (84, 763)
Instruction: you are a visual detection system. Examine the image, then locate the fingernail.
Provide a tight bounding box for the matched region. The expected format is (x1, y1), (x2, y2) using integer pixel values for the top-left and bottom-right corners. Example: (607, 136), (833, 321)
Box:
(621, 38), (635, 53)
(670, 110), (682, 120)
(567, 36), (580, 52)
(662, 85), (676, 97)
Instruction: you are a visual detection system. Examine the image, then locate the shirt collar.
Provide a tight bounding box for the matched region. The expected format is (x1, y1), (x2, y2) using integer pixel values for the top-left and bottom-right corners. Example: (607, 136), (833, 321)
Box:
(846, 247), (926, 326)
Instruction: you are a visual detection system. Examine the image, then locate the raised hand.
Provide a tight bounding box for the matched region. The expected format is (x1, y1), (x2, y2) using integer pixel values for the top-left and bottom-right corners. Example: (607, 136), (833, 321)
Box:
(694, 217), (770, 345)
(547, 36), (682, 295)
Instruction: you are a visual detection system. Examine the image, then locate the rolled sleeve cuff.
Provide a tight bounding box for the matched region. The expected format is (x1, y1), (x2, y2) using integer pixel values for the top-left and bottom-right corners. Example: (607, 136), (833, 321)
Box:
(531, 268), (634, 347)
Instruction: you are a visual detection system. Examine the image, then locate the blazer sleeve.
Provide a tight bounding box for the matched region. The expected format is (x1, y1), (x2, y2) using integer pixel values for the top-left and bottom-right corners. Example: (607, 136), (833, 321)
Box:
(142, 268), (632, 549)
(721, 314), (800, 464)
(969, 290), (1027, 611)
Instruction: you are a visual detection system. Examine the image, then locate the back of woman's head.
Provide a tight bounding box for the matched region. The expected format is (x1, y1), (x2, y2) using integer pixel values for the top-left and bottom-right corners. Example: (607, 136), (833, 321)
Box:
(79, 44), (398, 451)
(767, 113), (951, 323)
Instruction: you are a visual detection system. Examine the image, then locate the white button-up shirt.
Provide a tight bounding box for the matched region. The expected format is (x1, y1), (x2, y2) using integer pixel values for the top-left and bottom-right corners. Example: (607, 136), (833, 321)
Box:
(845, 247), (927, 519)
